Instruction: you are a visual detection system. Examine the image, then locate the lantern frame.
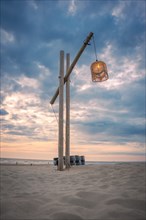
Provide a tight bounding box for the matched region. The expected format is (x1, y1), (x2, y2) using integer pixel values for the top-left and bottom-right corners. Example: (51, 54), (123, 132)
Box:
(90, 60), (108, 82)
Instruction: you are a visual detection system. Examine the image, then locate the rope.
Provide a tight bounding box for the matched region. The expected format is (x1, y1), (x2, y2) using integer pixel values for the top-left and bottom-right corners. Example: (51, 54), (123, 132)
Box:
(92, 34), (98, 61)
(50, 104), (58, 124)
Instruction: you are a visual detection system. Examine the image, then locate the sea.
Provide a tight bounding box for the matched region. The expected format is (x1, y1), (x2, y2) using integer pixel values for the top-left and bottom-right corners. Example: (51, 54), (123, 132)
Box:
(0, 158), (52, 165)
(0, 158), (118, 165)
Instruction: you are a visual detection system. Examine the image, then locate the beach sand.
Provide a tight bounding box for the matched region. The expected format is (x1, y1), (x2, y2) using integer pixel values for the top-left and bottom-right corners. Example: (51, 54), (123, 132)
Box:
(0, 162), (146, 220)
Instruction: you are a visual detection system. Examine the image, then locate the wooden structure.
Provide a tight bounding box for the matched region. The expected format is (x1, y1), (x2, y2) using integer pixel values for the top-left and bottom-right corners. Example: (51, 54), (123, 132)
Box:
(50, 32), (93, 171)
(50, 32), (108, 171)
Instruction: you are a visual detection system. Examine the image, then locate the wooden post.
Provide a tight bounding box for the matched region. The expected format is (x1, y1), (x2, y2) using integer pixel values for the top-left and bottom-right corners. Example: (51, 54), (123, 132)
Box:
(65, 53), (70, 169)
(58, 50), (64, 171)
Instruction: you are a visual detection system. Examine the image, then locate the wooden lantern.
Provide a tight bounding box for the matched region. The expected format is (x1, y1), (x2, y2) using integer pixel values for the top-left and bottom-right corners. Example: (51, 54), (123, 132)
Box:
(90, 61), (108, 82)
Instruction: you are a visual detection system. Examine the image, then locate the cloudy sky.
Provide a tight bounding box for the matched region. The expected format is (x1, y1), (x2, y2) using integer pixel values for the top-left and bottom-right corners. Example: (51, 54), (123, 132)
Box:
(1, 0), (145, 161)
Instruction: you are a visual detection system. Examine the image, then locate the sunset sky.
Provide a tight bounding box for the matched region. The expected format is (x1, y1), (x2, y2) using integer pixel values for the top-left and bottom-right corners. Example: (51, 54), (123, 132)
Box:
(1, 0), (145, 161)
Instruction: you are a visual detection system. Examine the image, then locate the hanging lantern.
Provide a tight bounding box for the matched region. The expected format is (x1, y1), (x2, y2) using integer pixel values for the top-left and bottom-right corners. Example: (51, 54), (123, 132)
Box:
(90, 61), (108, 82)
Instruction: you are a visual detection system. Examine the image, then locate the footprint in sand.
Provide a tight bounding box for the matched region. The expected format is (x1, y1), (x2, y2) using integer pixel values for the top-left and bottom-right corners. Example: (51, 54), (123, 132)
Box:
(106, 198), (146, 211)
(49, 212), (83, 220)
(99, 184), (108, 189)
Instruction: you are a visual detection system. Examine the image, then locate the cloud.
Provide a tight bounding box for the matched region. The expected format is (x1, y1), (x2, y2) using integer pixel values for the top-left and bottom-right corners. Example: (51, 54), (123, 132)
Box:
(68, 39), (145, 147)
(0, 109), (9, 116)
(112, 0), (146, 24)
(1, 90), (57, 143)
(35, 62), (51, 79)
(112, 1), (129, 21)
(68, 0), (77, 16)
(0, 29), (15, 44)
(15, 75), (40, 89)
(28, 0), (38, 10)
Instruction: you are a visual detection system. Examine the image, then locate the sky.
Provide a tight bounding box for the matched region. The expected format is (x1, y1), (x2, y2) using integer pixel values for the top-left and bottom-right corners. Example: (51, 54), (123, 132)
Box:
(0, 0), (146, 161)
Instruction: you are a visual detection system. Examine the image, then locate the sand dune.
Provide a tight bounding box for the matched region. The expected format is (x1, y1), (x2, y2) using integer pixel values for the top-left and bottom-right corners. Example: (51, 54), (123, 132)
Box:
(1, 163), (146, 219)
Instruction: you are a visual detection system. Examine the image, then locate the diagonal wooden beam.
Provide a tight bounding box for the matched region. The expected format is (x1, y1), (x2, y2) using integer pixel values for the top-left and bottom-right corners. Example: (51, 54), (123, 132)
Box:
(50, 32), (93, 105)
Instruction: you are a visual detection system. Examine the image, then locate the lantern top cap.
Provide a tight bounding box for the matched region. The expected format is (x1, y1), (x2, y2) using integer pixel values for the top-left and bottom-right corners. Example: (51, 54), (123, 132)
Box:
(91, 60), (106, 65)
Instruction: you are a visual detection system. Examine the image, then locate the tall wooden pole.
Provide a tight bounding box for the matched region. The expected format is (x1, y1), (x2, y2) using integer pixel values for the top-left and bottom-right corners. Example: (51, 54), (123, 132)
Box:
(65, 53), (70, 169)
(58, 50), (64, 171)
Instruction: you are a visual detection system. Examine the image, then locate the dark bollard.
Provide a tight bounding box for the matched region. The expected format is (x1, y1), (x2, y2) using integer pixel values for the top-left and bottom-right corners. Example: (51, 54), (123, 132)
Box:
(70, 156), (75, 166)
(80, 156), (85, 165)
(53, 158), (58, 166)
(75, 155), (81, 165)
(53, 155), (85, 166)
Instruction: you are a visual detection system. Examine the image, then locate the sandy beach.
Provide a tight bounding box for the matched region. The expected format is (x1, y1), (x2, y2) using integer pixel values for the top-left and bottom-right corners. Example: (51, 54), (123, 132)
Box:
(0, 162), (146, 220)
